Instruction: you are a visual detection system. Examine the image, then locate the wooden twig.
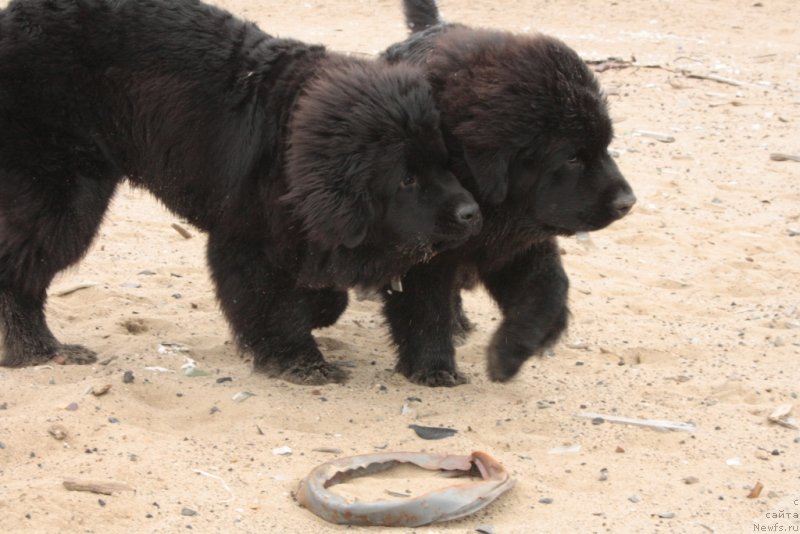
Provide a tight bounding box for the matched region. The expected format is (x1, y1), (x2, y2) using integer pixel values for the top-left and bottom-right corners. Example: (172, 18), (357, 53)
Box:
(576, 411), (696, 432)
(171, 222), (193, 239)
(63, 479), (134, 495)
(770, 153), (800, 163)
(53, 281), (98, 297)
(585, 56), (751, 88)
(684, 73), (744, 87)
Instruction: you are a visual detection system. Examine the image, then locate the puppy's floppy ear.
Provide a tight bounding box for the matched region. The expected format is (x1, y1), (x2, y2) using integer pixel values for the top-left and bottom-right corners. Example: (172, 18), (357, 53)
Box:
(282, 181), (373, 250)
(463, 147), (510, 205)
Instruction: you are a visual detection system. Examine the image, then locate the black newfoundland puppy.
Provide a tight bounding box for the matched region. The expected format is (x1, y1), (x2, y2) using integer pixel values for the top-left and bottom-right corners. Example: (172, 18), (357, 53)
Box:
(377, 0), (637, 386)
(0, 0), (482, 384)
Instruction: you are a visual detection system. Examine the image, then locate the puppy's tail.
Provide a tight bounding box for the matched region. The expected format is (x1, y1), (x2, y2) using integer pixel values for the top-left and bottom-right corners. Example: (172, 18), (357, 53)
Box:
(403, 0), (441, 33)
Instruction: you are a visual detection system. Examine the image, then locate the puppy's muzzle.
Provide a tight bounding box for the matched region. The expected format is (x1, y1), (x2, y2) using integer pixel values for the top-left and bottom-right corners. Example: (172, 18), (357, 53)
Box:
(611, 190), (636, 220)
(453, 199), (483, 235)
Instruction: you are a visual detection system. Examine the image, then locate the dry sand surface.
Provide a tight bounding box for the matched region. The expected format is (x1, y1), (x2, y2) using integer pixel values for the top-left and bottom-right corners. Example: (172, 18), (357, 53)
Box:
(1, 0), (799, 532)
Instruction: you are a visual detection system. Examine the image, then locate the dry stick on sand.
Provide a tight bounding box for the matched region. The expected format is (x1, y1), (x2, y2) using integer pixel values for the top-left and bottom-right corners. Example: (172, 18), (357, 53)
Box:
(576, 411), (696, 432)
(770, 153), (800, 163)
(52, 281), (99, 297)
(171, 222), (193, 239)
(63, 479), (134, 495)
(585, 56), (748, 87)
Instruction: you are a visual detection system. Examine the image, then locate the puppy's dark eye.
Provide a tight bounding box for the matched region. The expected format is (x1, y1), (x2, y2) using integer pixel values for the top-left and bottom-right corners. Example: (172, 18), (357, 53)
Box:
(401, 174), (417, 188)
(566, 154), (580, 165)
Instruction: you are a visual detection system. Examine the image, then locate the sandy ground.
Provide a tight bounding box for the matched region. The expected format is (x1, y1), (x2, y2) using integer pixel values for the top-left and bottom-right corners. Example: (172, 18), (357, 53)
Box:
(1, 0), (799, 532)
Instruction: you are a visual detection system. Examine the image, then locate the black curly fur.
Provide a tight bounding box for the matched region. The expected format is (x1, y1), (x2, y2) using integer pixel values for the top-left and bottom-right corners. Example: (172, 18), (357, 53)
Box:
(379, 0), (636, 386)
(0, 0), (481, 384)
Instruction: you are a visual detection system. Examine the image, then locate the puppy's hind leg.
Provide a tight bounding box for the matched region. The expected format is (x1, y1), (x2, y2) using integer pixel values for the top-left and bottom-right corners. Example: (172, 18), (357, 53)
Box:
(0, 169), (118, 367)
(207, 233), (349, 385)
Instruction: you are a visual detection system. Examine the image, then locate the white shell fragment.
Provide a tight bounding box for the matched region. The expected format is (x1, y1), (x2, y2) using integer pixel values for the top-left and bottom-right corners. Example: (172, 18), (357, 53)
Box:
(181, 357), (209, 377)
(632, 129), (676, 143)
(576, 411), (696, 432)
(768, 404), (799, 430)
(548, 444), (582, 455)
(296, 451), (514, 527)
(157, 342), (190, 354)
(231, 391), (255, 403)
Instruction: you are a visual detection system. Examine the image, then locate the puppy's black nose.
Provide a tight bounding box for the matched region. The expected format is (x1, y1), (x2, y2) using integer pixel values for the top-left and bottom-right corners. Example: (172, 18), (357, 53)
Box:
(612, 191), (636, 218)
(456, 201), (480, 223)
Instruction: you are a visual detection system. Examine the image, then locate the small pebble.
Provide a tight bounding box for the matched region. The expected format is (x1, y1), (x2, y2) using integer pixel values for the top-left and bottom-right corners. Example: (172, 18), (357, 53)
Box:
(209, 406), (220, 415)
(120, 281), (142, 289)
(98, 499), (106, 507)
(272, 446), (293, 456)
(216, 377), (233, 384)
(311, 447), (342, 454)
(181, 508), (197, 517)
(658, 512), (675, 519)
(599, 468), (608, 481)
(475, 526), (495, 534)
(628, 495), (640, 503)
(65, 402), (79, 412)
(232, 391), (255, 403)
(615, 446), (625, 453)
(0, 442), (6, 449)
(771, 449), (780, 456)
(108, 417), (120, 424)
(48, 424), (68, 440)
(684, 476), (699, 485)
(122, 371), (135, 384)
(138, 270), (156, 276)
(0, 402), (7, 410)
(539, 497), (553, 504)
(591, 417), (605, 425)
(408, 424), (457, 440)
(567, 341), (589, 350)
(91, 384), (112, 397)
(794, 437), (800, 444)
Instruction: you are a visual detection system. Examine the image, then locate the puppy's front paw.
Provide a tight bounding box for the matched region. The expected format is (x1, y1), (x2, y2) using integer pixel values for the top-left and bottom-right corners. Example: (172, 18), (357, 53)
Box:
(276, 360), (350, 385)
(405, 368), (469, 387)
(486, 340), (526, 383)
(52, 344), (98, 365)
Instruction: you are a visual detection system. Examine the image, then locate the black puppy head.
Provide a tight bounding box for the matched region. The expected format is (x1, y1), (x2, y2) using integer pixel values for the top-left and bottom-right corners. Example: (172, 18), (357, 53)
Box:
(426, 29), (635, 228)
(284, 58), (480, 258)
